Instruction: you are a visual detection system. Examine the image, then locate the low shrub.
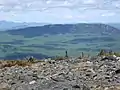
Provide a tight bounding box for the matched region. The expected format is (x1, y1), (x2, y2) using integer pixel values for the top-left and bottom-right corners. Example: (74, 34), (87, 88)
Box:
(1, 60), (32, 68)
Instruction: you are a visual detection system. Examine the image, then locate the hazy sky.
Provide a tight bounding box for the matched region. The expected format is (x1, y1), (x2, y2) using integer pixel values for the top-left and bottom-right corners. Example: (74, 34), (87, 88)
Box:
(0, 0), (120, 23)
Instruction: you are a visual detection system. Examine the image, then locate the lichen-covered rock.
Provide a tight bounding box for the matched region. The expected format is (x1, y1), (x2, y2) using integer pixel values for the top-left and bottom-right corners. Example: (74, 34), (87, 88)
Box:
(0, 82), (11, 90)
(0, 55), (120, 90)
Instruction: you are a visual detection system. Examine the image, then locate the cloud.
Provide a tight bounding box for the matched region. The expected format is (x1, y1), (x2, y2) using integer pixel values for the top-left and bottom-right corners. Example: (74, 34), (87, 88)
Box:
(101, 12), (116, 16)
(82, 0), (96, 4)
(46, 0), (52, 4)
(0, 0), (120, 23)
(77, 15), (86, 18)
(0, 0), (120, 12)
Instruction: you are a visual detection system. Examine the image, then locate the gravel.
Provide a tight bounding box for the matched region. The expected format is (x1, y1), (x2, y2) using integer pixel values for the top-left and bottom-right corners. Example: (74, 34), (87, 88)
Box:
(0, 55), (120, 90)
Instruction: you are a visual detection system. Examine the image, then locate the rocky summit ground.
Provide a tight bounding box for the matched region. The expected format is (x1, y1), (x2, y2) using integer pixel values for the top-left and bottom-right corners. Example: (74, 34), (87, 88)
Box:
(0, 55), (120, 90)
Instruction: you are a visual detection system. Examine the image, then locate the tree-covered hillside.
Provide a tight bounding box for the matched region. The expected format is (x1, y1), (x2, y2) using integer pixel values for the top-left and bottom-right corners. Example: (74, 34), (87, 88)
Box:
(0, 23), (120, 59)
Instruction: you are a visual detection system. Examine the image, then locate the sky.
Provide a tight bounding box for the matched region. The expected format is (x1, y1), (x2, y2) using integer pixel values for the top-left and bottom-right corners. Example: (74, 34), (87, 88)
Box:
(0, 0), (120, 23)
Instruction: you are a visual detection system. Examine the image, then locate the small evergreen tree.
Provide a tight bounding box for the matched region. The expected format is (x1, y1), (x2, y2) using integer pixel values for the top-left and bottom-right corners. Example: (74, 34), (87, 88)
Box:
(98, 49), (106, 56)
(109, 50), (113, 55)
(27, 56), (36, 63)
(82, 52), (84, 58)
(65, 50), (68, 58)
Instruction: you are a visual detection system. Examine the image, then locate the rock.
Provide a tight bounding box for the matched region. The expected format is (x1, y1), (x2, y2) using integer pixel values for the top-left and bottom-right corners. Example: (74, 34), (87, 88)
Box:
(82, 84), (90, 90)
(116, 57), (120, 60)
(31, 63), (40, 69)
(0, 82), (10, 90)
(113, 55), (117, 58)
(72, 85), (80, 88)
(29, 80), (36, 85)
(63, 88), (69, 90)
(115, 69), (120, 74)
(50, 74), (65, 82)
(12, 85), (29, 90)
(101, 56), (116, 61)
(0, 64), (3, 69)
(48, 60), (56, 64)
(104, 87), (109, 90)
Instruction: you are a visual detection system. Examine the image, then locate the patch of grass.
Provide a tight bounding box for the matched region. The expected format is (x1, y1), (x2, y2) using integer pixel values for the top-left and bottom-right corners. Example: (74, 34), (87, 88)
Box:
(0, 60), (33, 68)
(114, 52), (120, 57)
(98, 49), (120, 57)
(52, 56), (67, 60)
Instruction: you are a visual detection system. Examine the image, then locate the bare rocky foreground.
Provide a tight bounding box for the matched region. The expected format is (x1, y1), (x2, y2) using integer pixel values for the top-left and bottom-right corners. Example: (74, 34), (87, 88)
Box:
(0, 55), (120, 90)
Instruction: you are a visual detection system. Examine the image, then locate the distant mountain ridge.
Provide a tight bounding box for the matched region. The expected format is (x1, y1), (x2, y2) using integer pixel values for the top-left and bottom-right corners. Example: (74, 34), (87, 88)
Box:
(0, 20), (120, 31)
(5, 23), (120, 38)
(0, 21), (49, 31)
(107, 23), (120, 29)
